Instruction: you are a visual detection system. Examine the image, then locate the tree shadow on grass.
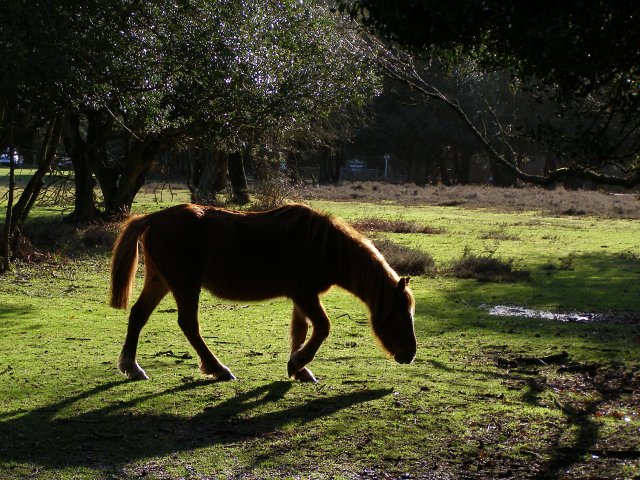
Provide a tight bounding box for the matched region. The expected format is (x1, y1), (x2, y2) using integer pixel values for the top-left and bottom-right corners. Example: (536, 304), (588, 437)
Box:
(0, 379), (391, 474)
(421, 346), (639, 478)
(0, 304), (38, 328)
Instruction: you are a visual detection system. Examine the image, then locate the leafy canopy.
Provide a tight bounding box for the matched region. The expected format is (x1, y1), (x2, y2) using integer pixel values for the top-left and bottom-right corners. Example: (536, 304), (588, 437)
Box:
(338, 1), (640, 97)
(2, 0), (378, 148)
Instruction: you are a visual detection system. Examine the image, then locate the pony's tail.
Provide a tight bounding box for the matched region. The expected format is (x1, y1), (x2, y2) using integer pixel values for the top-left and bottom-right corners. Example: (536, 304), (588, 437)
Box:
(110, 215), (151, 309)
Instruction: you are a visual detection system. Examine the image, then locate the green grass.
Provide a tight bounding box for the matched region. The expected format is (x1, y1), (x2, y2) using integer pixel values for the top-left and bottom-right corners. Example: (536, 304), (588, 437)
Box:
(1, 183), (639, 479)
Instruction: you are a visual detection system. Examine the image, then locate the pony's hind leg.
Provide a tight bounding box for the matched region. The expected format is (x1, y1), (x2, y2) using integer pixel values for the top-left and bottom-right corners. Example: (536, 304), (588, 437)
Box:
(174, 290), (236, 381)
(119, 271), (168, 380)
(287, 295), (330, 381)
(290, 305), (317, 382)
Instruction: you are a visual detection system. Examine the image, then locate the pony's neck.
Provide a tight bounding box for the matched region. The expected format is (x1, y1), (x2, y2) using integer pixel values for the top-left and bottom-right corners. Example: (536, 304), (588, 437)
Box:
(337, 239), (399, 318)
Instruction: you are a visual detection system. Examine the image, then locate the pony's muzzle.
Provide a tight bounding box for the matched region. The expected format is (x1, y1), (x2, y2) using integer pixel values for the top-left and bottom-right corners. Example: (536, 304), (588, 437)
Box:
(394, 351), (416, 364)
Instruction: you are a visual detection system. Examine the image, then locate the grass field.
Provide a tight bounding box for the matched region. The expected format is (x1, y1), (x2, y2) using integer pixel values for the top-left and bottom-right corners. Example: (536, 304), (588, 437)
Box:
(1, 174), (639, 479)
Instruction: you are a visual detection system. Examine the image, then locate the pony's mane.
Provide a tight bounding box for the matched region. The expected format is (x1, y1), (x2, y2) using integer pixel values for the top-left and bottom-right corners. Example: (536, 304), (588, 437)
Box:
(285, 204), (398, 316)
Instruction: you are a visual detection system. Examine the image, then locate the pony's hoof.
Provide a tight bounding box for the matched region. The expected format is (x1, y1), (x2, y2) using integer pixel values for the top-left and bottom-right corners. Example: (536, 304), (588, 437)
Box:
(287, 359), (300, 378)
(119, 360), (149, 381)
(214, 366), (236, 382)
(201, 362), (236, 381)
(294, 367), (317, 383)
(287, 359), (313, 380)
(123, 367), (149, 381)
(129, 370), (149, 381)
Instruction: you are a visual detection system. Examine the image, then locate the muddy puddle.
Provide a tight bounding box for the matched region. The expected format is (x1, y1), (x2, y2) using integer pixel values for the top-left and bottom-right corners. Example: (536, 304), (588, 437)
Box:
(483, 304), (639, 324)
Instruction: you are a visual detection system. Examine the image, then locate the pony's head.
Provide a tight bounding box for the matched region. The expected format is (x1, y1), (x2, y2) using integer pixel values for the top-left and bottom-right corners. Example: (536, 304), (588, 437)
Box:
(372, 277), (417, 364)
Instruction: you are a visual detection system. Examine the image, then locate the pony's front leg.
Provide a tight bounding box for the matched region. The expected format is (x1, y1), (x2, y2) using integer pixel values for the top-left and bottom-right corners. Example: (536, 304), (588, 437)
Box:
(288, 295), (331, 381)
(119, 274), (168, 380)
(174, 290), (236, 381)
(289, 305), (317, 382)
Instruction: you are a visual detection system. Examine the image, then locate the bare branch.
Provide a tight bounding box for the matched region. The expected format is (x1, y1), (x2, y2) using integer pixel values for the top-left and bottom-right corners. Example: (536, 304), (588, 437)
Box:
(364, 34), (640, 187)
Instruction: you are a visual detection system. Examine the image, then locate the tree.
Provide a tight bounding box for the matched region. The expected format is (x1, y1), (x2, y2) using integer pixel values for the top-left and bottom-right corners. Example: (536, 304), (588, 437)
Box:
(338, 1), (640, 187)
(62, 0), (378, 213)
(349, 68), (509, 186)
(2, 1), (379, 224)
(163, 1), (379, 199)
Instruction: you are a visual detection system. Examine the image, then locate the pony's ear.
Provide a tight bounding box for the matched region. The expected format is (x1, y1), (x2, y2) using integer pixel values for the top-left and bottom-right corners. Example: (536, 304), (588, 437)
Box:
(397, 277), (410, 291)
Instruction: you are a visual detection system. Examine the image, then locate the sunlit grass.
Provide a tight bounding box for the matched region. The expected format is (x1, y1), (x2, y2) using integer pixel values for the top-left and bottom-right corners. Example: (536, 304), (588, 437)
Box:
(0, 181), (639, 479)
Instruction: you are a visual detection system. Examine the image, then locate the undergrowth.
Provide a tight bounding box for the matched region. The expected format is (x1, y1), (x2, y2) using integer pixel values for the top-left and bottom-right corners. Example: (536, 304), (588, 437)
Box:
(448, 247), (531, 282)
(372, 238), (436, 276)
(351, 217), (445, 235)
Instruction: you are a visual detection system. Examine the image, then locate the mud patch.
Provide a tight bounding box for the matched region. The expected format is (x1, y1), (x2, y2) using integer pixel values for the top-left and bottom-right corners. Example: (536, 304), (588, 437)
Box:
(484, 304), (640, 324)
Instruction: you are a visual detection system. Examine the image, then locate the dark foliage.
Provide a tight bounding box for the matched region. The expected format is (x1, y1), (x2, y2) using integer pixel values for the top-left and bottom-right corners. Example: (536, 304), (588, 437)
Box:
(338, 1), (640, 96)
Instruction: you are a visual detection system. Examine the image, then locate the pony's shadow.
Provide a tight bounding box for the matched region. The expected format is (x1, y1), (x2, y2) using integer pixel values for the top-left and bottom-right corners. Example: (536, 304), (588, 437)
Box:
(0, 379), (391, 469)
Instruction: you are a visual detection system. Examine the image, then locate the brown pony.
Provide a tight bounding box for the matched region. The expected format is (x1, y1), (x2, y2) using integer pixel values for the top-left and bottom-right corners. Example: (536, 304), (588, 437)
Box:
(110, 203), (416, 382)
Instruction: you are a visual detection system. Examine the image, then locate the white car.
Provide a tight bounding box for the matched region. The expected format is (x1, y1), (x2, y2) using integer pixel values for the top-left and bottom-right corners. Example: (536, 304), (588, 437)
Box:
(0, 151), (23, 167)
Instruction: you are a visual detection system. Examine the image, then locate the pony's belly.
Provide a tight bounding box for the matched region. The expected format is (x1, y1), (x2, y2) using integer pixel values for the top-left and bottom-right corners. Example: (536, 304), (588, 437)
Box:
(202, 277), (287, 302)
(202, 271), (332, 302)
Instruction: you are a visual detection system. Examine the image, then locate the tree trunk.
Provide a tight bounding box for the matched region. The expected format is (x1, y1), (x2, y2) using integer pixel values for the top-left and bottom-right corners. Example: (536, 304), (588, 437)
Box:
(65, 111), (161, 218)
(318, 148), (331, 183)
(228, 151), (249, 204)
(543, 154), (559, 190)
(103, 138), (160, 216)
(412, 152), (428, 186)
(12, 114), (63, 230)
(62, 112), (99, 222)
(1, 104), (14, 271)
(318, 148), (343, 184)
(83, 113), (119, 215)
(285, 151), (300, 182)
(2, 146), (14, 272)
(437, 149), (452, 185)
(453, 149), (471, 185)
(189, 149), (228, 204)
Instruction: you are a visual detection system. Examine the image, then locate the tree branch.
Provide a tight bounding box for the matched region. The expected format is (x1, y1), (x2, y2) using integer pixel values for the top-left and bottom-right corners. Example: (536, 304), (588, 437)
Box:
(366, 34), (640, 187)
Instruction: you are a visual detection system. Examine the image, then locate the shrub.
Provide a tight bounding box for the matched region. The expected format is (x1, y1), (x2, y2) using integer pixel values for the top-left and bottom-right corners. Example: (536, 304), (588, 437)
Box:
(373, 238), (435, 276)
(480, 230), (519, 241)
(541, 254), (575, 271)
(448, 248), (530, 282)
(250, 173), (300, 212)
(81, 223), (119, 248)
(352, 218), (444, 235)
(19, 220), (119, 256)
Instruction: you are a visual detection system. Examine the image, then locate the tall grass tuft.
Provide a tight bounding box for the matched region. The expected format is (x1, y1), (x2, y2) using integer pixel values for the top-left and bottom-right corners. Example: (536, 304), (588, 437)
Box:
(448, 247), (530, 282)
(373, 238), (435, 276)
(352, 218), (444, 235)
